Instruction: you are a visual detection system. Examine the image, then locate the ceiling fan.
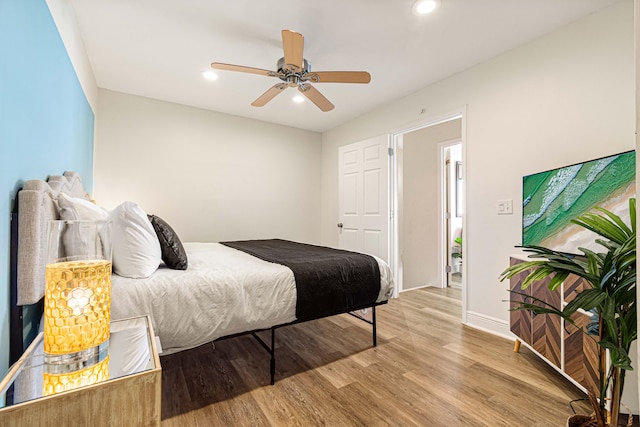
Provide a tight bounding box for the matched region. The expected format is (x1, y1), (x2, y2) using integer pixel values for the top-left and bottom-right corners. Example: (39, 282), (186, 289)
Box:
(211, 29), (371, 112)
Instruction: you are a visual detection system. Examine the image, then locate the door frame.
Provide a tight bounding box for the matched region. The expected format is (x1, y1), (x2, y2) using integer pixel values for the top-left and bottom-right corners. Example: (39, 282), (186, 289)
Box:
(438, 139), (463, 290)
(389, 106), (467, 322)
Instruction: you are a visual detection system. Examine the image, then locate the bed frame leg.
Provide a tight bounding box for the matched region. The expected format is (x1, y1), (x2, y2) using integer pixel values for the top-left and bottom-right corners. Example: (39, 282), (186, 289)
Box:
(250, 327), (278, 385)
(270, 328), (276, 385)
(372, 305), (377, 347)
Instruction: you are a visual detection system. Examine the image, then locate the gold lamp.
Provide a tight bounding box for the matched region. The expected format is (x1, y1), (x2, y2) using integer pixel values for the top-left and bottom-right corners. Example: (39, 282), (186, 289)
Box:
(43, 220), (112, 394)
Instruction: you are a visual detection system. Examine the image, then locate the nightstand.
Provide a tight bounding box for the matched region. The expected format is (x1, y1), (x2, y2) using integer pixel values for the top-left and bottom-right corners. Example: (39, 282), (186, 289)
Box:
(0, 316), (161, 426)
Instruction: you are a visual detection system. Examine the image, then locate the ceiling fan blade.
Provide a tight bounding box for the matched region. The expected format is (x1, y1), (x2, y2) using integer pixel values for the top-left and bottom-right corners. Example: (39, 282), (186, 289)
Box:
(309, 71), (371, 84)
(211, 62), (274, 76)
(251, 84), (287, 107)
(298, 84), (334, 112)
(282, 30), (304, 71)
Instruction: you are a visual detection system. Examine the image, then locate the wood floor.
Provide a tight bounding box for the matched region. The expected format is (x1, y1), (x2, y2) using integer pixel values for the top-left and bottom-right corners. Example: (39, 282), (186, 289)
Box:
(160, 287), (590, 426)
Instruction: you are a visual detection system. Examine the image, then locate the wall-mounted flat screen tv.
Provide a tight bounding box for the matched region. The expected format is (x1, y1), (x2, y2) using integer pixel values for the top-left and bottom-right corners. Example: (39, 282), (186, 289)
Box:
(522, 150), (636, 255)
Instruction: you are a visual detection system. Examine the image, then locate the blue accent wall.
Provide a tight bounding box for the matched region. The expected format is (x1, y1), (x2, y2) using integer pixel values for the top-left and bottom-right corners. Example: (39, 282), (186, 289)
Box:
(0, 0), (94, 380)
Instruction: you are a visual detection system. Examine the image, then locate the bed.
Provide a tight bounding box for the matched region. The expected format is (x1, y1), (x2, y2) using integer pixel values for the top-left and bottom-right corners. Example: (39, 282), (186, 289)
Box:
(10, 171), (394, 384)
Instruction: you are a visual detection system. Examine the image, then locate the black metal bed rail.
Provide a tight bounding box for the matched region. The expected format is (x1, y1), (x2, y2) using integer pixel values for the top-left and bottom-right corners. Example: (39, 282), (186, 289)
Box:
(244, 301), (386, 385)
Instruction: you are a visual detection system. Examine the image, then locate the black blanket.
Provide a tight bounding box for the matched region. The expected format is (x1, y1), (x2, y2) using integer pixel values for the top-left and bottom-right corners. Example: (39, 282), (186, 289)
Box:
(221, 239), (381, 322)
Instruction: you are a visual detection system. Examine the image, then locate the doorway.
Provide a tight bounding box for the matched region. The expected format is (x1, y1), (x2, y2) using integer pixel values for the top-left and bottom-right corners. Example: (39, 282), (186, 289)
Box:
(442, 142), (463, 289)
(390, 109), (466, 320)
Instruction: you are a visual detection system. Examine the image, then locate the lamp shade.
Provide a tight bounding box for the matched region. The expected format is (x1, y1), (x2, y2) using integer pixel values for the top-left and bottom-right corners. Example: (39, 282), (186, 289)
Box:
(44, 220), (112, 365)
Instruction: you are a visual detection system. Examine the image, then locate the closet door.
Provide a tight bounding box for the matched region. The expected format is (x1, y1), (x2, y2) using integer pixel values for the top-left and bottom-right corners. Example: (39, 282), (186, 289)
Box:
(338, 135), (390, 261)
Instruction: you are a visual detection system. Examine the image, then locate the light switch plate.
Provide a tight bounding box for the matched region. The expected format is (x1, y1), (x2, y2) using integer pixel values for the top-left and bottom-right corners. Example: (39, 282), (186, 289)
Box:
(497, 199), (513, 215)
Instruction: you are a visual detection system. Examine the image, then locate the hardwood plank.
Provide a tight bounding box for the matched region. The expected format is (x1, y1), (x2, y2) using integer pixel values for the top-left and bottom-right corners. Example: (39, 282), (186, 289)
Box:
(161, 287), (590, 425)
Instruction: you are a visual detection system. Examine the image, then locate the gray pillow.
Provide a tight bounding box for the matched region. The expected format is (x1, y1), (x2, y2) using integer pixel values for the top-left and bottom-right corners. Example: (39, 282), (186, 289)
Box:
(147, 214), (188, 270)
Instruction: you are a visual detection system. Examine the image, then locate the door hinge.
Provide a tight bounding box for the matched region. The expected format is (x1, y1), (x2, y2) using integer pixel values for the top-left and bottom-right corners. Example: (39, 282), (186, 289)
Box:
(388, 147), (394, 156)
(445, 265), (452, 273)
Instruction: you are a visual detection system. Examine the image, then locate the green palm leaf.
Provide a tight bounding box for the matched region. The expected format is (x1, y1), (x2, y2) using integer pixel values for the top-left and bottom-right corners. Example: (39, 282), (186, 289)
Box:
(500, 198), (636, 426)
(563, 288), (606, 315)
(572, 214), (627, 244)
(593, 206), (632, 236)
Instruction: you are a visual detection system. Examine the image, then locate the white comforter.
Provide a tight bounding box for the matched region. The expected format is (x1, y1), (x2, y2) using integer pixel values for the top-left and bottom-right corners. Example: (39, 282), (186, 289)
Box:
(111, 242), (394, 354)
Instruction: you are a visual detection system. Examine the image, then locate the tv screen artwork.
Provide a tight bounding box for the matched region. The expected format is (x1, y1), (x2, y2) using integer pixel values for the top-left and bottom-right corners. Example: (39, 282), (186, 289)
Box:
(522, 150), (636, 254)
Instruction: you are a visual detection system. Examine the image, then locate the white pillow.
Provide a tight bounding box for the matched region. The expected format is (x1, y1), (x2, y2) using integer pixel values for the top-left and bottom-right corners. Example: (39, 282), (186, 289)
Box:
(56, 193), (109, 258)
(108, 201), (162, 278)
(57, 192), (108, 220)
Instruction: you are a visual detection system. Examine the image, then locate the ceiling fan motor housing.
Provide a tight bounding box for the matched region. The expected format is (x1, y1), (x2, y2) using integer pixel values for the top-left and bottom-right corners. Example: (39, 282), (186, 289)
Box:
(277, 57), (310, 75)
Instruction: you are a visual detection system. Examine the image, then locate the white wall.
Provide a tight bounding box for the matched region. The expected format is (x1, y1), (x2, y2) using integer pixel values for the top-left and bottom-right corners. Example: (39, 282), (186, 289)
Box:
(321, 1), (635, 334)
(401, 120), (461, 290)
(94, 89), (322, 244)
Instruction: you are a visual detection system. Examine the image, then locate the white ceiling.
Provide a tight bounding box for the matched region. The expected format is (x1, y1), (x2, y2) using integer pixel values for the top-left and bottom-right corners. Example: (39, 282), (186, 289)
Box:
(69, 0), (622, 133)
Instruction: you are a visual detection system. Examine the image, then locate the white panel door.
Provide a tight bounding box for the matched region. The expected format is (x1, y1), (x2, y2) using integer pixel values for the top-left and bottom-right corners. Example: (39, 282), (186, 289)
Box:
(338, 135), (389, 262)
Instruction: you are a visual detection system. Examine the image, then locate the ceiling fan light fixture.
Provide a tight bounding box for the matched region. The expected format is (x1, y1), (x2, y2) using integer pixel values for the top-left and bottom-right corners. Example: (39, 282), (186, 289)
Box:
(202, 70), (219, 81)
(293, 95), (305, 104)
(211, 29), (368, 112)
(412, 0), (441, 15)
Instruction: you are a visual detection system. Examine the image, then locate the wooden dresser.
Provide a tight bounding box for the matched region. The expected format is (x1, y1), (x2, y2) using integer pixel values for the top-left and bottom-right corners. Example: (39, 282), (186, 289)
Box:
(509, 256), (599, 394)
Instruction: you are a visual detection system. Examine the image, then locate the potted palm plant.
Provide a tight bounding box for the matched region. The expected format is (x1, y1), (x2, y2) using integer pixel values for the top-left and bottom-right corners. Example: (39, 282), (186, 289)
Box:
(452, 236), (462, 273)
(499, 199), (636, 427)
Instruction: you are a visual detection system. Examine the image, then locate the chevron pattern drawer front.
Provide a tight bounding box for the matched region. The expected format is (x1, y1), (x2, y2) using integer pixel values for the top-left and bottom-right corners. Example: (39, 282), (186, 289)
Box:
(531, 277), (561, 367)
(563, 274), (600, 394)
(509, 258), (532, 346)
(565, 311), (600, 393)
(509, 257), (594, 393)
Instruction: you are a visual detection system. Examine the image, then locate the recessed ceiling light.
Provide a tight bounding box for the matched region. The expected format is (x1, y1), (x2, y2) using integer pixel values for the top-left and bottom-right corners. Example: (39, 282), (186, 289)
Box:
(412, 0), (441, 15)
(293, 95), (305, 104)
(202, 71), (219, 81)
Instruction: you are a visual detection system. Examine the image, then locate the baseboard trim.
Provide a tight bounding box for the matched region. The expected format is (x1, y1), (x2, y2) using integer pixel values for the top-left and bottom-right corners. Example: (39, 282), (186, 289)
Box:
(399, 283), (443, 292)
(464, 311), (513, 341)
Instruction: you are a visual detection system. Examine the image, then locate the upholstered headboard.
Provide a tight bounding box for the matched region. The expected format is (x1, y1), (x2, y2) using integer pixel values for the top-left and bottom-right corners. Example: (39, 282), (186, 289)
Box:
(16, 171), (90, 305)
